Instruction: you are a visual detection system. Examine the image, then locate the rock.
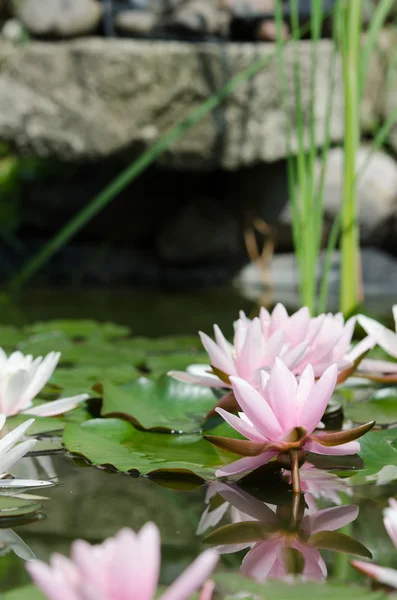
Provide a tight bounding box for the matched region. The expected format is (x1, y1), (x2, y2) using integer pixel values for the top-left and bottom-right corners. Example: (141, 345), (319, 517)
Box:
(234, 248), (397, 311)
(320, 147), (397, 244)
(115, 10), (157, 37)
(0, 37), (383, 167)
(220, 0), (275, 15)
(1, 18), (25, 42)
(12, 0), (103, 37)
(162, 0), (224, 36)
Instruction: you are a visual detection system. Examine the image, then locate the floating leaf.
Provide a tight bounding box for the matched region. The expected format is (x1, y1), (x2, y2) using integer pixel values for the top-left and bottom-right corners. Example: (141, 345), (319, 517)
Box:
(50, 365), (140, 396)
(63, 418), (224, 479)
(348, 429), (397, 484)
(145, 352), (208, 376)
(0, 326), (25, 348)
(2, 586), (44, 600)
(213, 573), (388, 599)
(101, 376), (217, 432)
(116, 336), (203, 353)
(25, 320), (130, 340)
(345, 388), (397, 425)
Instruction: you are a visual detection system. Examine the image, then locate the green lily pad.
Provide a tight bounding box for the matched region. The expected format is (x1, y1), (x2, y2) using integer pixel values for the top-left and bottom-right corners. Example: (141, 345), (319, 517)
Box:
(101, 376), (217, 432)
(144, 352), (208, 375)
(62, 418), (226, 479)
(345, 388), (397, 425)
(116, 336), (203, 353)
(2, 586), (44, 600)
(0, 326), (26, 349)
(348, 429), (397, 484)
(25, 320), (130, 340)
(213, 573), (388, 600)
(50, 365), (140, 396)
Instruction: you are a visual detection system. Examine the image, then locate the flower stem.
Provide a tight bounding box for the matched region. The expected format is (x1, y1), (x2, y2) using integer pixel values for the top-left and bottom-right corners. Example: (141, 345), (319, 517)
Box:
(289, 449), (301, 494)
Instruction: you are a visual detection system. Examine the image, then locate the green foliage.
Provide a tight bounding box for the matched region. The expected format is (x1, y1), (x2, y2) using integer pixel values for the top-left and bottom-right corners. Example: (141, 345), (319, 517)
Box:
(62, 418), (226, 479)
(101, 376), (217, 432)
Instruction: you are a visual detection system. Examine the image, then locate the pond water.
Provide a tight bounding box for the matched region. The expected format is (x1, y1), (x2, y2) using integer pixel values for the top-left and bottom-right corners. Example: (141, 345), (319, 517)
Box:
(1, 286), (397, 598)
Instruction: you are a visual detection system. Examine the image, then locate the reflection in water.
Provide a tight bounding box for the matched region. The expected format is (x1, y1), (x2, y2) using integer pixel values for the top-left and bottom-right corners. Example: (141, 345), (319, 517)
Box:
(0, 529), (35, 561)
(201, 481), (371, 582)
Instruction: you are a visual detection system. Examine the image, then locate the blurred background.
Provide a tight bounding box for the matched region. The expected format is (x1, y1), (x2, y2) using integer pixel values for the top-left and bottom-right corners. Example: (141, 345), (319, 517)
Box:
(0, 0), (396, 322)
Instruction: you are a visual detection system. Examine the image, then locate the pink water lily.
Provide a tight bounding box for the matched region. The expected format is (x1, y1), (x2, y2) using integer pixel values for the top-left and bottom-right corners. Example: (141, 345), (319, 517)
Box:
(27, 523), (218, 600)
(357, 308), (397, 382)
(206, 359), (373, 480)
(169, 304), (364, 393)
(204, 485), (365, 582)
(352, 498), (397, 588)
(0, 349), (89, 417)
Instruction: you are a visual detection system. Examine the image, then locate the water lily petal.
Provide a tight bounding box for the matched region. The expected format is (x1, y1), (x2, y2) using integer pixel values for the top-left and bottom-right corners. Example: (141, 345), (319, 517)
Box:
(0, 418), (35, 455)
(199, 332), (236, 376)
(303, 505), (359, 534)
(168, 370), (226, 388)
(305, 439), (360, 455)
(215, 452), (277, 477)
(299, 364), (337, 434)
(230, 377), (283, 439)
(352, 560), (397, 588)
(24, 394), (89, 417)
(263, 358), (298, 431)
(0, 439), (37, 475)
(215, 408), (266, 443)
(160, 550), (218, 600)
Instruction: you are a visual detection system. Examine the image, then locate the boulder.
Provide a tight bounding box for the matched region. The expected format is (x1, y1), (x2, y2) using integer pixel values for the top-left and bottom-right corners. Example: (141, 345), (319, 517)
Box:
(115, 10), (158, 37)
(320, 147), (397, 244)
(12, 0), (103, 37)
(0, 37), (383, 167)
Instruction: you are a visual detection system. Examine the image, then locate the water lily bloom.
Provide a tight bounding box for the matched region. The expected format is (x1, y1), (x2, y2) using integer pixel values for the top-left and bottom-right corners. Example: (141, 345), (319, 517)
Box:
(27, 523), (218, 600)
(169, 304), (366, 392)
(206, 359), (373, 478)
(0, 349), (89, 416)
(204, 485), (367, 582)
(0, 415), (37, 480)
(357, 308), (397, 381)
(352, 498), (397, 588)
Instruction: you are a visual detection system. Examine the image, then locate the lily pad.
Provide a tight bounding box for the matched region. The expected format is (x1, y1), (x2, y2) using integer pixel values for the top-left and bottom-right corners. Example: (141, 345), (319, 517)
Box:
(62, 418), (226, 479)
(116, 336), (203, 353)
(345, 388), (397, 425)
(213, 573), (388, 599)
(2, 587), (44, 600)
(0, 326), (25, 348)
(25, 320), (130, 340)
(348, 429), (397, 484)
(101, 376), (217, 432)
(144, 352), (208, 375)
(50, 365), (140, 396)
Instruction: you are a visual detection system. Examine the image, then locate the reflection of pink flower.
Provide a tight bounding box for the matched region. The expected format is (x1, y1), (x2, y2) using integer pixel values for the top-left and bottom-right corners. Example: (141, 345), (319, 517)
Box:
(0, 349), (88, 417)
(282, 464), (352, 509)
(209, 360), (362, 478)
(210, 486), (358, 582)
(27, 523), (218, 600)
(169, 305), (357, 390)
(353, 498), (397, 588)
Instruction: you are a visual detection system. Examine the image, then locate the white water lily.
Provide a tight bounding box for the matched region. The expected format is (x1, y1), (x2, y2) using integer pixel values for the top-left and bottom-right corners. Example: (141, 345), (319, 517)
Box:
(0, 349), (89, 417)
(0, 415), (37, 478)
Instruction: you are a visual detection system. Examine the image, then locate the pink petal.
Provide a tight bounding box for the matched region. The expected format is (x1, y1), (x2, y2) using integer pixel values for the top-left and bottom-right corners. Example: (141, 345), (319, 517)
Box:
(296, 365), (315, 412)
(305, 439), (360, 456)
(215, 452), (277, 477)
(160, 550), (218, 600)
(215, 408), (266, 443)
(269, 303), (289, 335)
(167, 370), (227, 388)
(299, 364), (337, 434)
(199, 332), (236, 376)
(235, 319), (266, 380)
(359, 315), (397, 359)
(285, 307), (310, 346)
(384, 500), (397, 549)
(26, 559), (78, 600)
(230, 377), (283, 440)
(241, 540), (279, 581)
(294, 542), (327, 580)
(214, 326), (234, 361)
(217, 485), (279, 526)
(24, 394), (89, 417)
(263, 358), (298, 432)
(302, 505), (359, 534)
(352, 561), (397, 588)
